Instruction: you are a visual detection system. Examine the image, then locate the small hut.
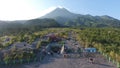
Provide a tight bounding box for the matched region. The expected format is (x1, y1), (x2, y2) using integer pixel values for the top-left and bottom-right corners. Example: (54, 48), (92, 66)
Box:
(84, 48), (97, 58)
(85, 48), (96, 53)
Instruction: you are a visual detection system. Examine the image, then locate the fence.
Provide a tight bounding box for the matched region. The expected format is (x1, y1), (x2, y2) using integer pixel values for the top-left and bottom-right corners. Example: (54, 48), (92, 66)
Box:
(101, 52), (120, 68)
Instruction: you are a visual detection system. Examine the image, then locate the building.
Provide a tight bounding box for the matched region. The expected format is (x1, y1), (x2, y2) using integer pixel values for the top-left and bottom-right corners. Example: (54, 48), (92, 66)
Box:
(85, 48), (97, 53)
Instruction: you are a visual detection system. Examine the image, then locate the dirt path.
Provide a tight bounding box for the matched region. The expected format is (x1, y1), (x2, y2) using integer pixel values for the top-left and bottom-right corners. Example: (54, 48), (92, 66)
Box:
(20, 53), (116, 68)
(0, 53), (116, 68)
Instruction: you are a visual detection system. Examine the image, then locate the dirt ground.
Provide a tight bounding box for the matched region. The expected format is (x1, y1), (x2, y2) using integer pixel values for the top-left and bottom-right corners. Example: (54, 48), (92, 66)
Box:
(0, 53), (116, 68)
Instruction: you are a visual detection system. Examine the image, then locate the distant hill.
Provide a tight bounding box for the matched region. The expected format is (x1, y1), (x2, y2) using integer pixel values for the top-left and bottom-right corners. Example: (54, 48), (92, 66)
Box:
(0, 19), (60, 33)
(24, 18), (60, 27)
(40, 7), (120, 27)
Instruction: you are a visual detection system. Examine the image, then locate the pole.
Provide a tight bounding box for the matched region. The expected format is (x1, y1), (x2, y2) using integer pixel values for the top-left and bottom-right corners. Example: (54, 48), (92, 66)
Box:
(117, 62), (120, 68)
(108, 57), (111, 62)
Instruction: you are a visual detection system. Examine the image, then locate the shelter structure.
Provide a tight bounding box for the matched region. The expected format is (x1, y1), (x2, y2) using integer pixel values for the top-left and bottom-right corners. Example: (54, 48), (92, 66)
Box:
(84, 48), (96, 53)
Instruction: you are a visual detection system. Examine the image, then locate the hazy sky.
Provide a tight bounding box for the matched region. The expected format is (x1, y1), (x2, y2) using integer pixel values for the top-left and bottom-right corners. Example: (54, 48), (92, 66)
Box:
(0, 0), (120, 20)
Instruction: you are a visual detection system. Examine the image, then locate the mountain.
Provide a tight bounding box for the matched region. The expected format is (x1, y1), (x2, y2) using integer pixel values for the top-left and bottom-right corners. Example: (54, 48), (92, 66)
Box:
(40, 7), (80, 24)
(0, 7), (120, 28)
(41, 7), (78, 19)
(40, 7), (120, 27)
